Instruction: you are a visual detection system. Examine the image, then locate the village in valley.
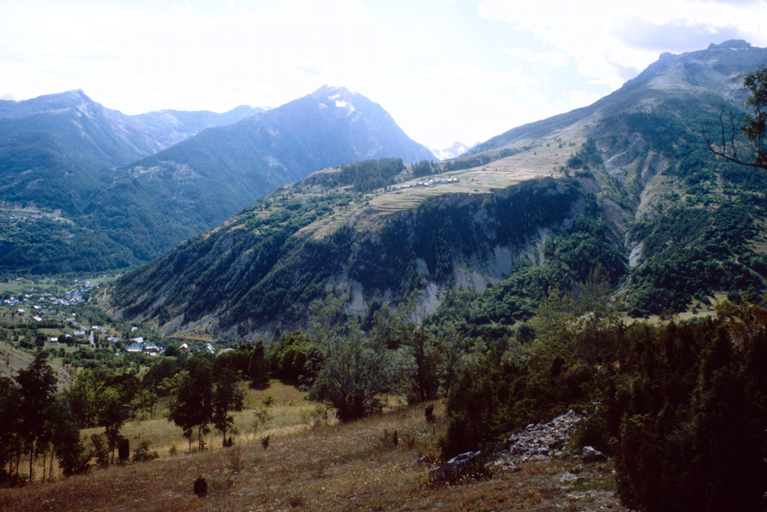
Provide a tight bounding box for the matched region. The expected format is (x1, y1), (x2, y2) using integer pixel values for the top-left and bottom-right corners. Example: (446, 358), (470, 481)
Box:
(0, 277), (223, 369)
(392, 176), (460, 190)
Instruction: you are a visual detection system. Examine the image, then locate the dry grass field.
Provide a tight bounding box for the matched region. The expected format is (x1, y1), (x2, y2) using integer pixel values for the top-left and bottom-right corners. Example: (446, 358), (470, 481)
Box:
(97, 381), (321, 458)
(0, 381), (628, 511)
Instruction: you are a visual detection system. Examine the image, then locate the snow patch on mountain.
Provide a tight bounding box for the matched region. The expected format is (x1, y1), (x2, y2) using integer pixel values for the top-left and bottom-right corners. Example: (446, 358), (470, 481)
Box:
(429, 141), (479, 160)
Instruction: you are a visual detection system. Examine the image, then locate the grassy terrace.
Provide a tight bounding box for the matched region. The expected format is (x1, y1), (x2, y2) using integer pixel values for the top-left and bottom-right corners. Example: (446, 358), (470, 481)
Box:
(298, 141), (576, 239)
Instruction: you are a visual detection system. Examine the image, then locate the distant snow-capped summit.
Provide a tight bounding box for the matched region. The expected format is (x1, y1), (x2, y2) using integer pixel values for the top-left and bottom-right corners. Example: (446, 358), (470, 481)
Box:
(430, 141), (479, 160)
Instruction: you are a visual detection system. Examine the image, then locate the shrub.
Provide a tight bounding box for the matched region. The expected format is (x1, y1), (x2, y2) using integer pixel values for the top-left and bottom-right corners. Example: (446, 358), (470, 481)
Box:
(118, 438), (130, 462)
(193, 475), (207, 498)
(424, 404), (435, 424)
(228, 446), (242, 474)
(288, 491), (303, 507)
(601, 309), (767, 512)
(90, 433), (110, 469)
(0, 472), (27, 488)
(133, 439), (160, 463)
(252, 405), (272, 433)
(567, 414), (610, 456)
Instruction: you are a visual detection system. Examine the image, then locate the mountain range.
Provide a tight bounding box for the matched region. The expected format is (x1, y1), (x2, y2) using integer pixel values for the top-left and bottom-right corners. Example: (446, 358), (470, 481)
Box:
(0, 85), (433, 273)
(100, 40), (767, 342)
(430, 141), (478, 160)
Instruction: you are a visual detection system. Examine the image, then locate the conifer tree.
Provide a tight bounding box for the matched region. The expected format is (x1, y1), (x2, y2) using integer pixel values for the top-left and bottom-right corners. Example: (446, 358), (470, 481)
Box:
(50, 398), (87, 477)
(248, 341), (269, 388)
(0, 376), (21, 481)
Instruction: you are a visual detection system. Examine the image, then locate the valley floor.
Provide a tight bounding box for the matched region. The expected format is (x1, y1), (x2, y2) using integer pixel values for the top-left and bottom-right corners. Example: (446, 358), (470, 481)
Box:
(0, 401), (627, 511)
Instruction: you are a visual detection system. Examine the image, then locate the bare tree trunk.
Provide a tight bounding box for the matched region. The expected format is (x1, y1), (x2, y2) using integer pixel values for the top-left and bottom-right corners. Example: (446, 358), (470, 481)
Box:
(15, 441), (21, 477)
(28, 441), (34, 483)
(48, 447), (54, 481)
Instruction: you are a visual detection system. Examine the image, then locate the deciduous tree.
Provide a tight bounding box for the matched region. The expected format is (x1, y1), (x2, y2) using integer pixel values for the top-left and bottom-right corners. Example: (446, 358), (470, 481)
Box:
(66, 369), (102, 428)
(99, 387), (126, 463)
(167, 357), (214, 452)
(705, 66), (767, 169)
(307, 296), (415, 422)
(16, 351), (57, 482)
(212, 367), (244, 447)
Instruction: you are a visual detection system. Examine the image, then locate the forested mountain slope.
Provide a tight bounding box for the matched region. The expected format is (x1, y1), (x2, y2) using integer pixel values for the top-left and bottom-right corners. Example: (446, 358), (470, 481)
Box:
(87, 85), (436, 260)
(102, 40), (767, 341)
(0, 90), (262, 273)
(0, 86), (432, 274)
(0, 90), (263, 209)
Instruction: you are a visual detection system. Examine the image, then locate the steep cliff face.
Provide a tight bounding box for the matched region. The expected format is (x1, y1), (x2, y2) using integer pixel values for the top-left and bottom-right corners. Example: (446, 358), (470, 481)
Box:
(103, 174), (593, 341)
(339, 179), (583, 313)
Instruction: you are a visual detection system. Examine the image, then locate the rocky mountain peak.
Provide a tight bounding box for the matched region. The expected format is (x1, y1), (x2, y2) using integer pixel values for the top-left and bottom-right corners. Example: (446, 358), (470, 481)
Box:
(35, 89), (96, 110)
(309, 85), (360, 115)
(0, 88), (99, 118)
(623, 40), (766, 97)
(707, 39), (753, 51)
(311, 84), (354, 99)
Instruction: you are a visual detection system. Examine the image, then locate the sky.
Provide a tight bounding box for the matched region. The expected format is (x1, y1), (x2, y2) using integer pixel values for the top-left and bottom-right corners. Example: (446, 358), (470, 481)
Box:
(1, 0), (766, 150)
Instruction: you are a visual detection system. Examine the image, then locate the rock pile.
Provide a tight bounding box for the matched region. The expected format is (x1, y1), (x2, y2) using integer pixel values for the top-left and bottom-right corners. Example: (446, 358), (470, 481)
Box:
(582, 445), (607, 463)
(492, 410), (585, 469)
(429, 450), (481, 483)
(427, 410), (609, 483)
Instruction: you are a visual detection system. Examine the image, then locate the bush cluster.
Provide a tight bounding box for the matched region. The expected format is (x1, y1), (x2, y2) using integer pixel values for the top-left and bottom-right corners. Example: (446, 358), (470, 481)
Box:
(441, 295), (767, 511)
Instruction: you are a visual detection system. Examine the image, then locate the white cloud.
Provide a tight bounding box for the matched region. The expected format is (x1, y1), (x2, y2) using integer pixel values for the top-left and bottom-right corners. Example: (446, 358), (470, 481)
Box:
(504, 48), (568, 67)
(382, 58), (571, 148)
(291, 61), (330, 80)
(2, 0), (767, 149)
(612, 16), (746, 52)
(478, 0), (767, 90)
